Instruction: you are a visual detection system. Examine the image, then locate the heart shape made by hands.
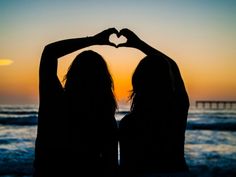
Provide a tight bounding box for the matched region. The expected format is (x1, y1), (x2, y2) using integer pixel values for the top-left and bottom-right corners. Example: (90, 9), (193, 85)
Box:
(109, 33), (127, 47)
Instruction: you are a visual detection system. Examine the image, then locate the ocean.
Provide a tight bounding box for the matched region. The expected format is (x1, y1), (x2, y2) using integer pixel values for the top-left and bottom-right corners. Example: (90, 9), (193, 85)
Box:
(0, 105), (236, 177)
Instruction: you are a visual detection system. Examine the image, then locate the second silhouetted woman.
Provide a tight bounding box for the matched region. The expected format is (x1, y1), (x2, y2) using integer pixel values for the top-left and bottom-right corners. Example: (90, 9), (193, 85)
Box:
(118, 29), (189, 176)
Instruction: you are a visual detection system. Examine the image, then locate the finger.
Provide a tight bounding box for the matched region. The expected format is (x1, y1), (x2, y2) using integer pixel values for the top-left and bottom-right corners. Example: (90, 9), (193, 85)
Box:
(116, 32), (121, 38)
(113, 28), (119, 35)
(117, 43), (128, 48)
(107, 28), (119, 35)
(108, 42), (117, 47)
(119, 28), (130, 36)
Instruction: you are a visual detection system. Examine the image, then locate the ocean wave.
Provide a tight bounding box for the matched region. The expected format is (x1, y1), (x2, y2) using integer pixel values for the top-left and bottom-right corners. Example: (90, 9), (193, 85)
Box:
(0, 106), (235, 130)
(0, 148), (34, 175)
(0, 116), (235, 130)
(0, 111), (38, 115)
(0, 138), (32, 145)
(0, 116), (37, 125)
(186, 122), (236, 131)
(116, 120), (236, 131)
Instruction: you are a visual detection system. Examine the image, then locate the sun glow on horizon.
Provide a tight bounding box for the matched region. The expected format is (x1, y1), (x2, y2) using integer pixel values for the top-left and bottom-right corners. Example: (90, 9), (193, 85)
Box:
(0, 59), (13, 66)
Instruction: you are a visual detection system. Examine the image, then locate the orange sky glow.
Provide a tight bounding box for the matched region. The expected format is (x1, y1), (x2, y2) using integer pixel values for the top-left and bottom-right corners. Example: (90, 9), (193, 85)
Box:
(1, 1), (236, 106)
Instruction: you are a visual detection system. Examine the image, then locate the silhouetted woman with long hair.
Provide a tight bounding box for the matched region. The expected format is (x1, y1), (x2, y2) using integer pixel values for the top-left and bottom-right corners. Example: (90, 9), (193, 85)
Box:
(34, 28), (119, 177)
(118, 29), (189, 176)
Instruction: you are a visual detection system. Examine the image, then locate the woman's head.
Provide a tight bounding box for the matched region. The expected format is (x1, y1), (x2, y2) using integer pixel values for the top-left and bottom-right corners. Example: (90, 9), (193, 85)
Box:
(130, 55), (174, 112)
(64, 50), (117, 113)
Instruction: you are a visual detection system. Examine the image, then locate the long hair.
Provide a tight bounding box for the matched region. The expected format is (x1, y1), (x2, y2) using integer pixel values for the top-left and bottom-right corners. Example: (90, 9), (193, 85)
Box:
(64, 50), (117, 116)
(130, 55), (174, 113)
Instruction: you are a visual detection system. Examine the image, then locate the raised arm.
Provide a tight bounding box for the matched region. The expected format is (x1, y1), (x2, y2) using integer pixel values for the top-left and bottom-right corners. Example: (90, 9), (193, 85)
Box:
(117, 28), (167, 57)
(41, 28), (118, 59)
(39, 28), (118, 102)
(117, 28), (189, 108)
(40, 28), (118, 76)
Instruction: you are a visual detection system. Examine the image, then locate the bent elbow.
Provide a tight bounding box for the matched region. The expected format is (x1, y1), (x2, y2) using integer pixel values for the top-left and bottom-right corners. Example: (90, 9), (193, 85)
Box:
(42, 44), (53, 57)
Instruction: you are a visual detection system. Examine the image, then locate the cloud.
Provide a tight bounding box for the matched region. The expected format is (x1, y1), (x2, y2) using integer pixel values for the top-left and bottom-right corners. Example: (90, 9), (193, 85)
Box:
(0, 59), (13, 66)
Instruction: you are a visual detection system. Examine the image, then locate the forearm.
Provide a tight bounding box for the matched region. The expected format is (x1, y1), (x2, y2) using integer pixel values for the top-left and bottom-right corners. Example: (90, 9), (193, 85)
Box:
(118, 28), (170, 59)
(137, 39), (170, 60)
(137, 38), (189, 101)
(43, 36), (95, 59)
(39, 36), (95, 77)
(42, 27), (117, 59)
(39, 36), (95, 91)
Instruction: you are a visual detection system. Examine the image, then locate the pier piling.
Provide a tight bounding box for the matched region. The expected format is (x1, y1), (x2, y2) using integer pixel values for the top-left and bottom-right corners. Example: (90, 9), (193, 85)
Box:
(195, 101), (236, 109)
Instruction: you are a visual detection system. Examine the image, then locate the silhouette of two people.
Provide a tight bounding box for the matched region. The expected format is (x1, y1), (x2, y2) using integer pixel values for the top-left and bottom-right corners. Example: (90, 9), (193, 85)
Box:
(34, 28), (189, 177)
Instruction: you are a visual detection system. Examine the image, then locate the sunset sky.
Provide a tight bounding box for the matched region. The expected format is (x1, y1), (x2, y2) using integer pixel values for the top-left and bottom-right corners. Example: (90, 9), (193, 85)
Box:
(1, 0), (236, 106)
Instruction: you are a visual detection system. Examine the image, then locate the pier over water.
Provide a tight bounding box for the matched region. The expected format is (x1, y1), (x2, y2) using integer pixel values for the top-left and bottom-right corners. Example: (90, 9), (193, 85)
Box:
(196, 101), (236, 109)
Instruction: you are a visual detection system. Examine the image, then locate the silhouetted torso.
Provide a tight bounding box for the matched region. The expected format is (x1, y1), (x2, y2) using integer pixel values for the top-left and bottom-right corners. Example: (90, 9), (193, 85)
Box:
(34, 49), (118, 177)
(120, 105), (188, 174)
(65, 99), (118, 177)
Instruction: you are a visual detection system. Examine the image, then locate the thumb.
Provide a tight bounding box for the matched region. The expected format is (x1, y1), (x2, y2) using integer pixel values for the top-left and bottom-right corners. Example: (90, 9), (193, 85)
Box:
(108, 41), (117, 47)
(117, 43), (128, 48)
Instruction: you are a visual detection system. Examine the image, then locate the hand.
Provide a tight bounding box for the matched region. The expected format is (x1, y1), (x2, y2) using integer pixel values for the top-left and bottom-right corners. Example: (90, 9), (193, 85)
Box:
(93, 28), (119, 47)
(116, 28), (142, 48)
